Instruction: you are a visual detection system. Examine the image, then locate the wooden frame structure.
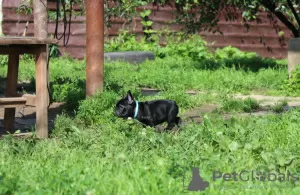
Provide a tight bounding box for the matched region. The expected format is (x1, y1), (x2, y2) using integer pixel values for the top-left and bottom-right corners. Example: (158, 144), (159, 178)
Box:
(0, 0), (104, 138)
(0, 0), (53, 138)
(0, 37), (57, 138)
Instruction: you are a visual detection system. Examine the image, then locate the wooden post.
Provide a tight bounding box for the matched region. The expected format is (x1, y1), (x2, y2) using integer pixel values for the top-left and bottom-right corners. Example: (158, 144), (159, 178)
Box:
(3, 54), (19, 134)
(34, 0), (48, 138)
(288, 38), (300, 78)
(35, 46), (48, 138)
(86, 0), (104, 96)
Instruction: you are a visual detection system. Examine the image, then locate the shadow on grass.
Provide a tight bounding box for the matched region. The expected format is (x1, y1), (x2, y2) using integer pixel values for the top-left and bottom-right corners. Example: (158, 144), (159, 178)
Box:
(2, 75), (123, 115)
(0, 77), (6, 95)
(49, 77), (124, 112)
(0, 103), (65, 134)
(48, 77), (86, 112)
(191, 56), (285, 72)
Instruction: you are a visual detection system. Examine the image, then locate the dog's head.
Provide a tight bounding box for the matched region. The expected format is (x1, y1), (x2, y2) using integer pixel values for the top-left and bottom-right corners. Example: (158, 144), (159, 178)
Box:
(115, 90), (136, 118)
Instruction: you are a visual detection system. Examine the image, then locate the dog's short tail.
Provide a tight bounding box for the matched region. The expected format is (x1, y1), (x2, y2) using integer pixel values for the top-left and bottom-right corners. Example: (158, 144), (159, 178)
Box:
(176, 117), (182, 127)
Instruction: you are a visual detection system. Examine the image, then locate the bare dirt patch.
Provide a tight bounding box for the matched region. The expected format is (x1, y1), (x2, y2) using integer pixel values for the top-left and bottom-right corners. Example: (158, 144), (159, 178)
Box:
(0, 102), (65, 133)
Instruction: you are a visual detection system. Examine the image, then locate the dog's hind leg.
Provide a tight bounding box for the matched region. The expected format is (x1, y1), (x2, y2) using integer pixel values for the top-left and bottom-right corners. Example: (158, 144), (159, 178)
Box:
(176, 117), (182, 127)
(165, 106), (179, 130)
(165, 117), (181, 132)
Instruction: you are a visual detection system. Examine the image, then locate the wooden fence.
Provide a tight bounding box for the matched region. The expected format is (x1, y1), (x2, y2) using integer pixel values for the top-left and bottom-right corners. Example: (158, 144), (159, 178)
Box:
(1, 0), (293, 59)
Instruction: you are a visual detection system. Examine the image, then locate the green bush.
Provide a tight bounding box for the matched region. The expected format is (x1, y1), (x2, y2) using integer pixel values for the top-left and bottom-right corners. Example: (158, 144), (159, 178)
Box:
(283, 65), (300, 95)
(51, 77), (85, 110)
(215, 46), (280, 71)
(161, 34), (213, 60)
(220, 96), (260, 113)
(105, 32), (213, 61)
(0, 55), (8, 66)
(104, 30), (162, 56)
(76, 91), (119, 126)
(271, 100), (288, 113)
(104, 31), (284, 72)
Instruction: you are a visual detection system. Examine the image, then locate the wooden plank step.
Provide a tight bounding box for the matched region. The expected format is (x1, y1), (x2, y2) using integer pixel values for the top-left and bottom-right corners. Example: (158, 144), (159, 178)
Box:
(0, 97), (27, 108)
(0, 132), (34, 139)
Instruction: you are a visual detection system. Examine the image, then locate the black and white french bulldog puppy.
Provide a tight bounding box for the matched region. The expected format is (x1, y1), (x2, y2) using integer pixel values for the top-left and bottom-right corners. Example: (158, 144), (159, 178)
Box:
(115, 91), (181, 130)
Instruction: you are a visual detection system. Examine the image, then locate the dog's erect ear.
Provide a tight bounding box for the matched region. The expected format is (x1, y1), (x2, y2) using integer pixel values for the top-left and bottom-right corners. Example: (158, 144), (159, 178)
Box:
(126, 90), (134, 104)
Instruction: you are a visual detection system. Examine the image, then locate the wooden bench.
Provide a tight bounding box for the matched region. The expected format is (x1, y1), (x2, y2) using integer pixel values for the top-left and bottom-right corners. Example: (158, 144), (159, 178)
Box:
(0, 97), (27, 108)
(0, 36), (57, 138)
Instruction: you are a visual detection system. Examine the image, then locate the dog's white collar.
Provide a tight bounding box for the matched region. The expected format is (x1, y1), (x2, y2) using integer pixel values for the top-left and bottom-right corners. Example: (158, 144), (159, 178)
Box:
(134, 100), (139, 119)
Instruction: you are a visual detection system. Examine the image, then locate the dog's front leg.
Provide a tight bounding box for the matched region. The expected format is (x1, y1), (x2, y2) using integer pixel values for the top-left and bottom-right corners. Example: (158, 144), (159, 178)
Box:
(166, 123), (176, 130)
(140, 116), (155, 128)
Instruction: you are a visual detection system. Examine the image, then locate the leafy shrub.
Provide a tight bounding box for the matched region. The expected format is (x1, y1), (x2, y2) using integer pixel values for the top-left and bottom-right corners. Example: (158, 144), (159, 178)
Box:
(49, 44), (60, 58)
(283, 65), (300, 95)
(0, 55), (8, 66)
(163, 34), (213, 60)
(76, 91), (119, 125)
(242, 97), (261, 112)
(105, 31), (213, 61)
(271, 100), (288, 113)
(220, 96), (260, 113)
(104, 31), (283, 72)
(104, 30), (161, 56)
(215, 46), (279, 71)
(20, 54), (34, 61)
(47, 57), (86, 110)
(215, 46), (255, 59)
(51, 77), (85, 110)
(0, 54), (34, 67)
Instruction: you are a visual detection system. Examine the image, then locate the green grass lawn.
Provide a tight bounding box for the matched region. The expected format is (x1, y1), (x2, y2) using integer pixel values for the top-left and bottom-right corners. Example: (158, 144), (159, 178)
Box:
(1, 43), (300, 194)
(0, 53), (289, 110)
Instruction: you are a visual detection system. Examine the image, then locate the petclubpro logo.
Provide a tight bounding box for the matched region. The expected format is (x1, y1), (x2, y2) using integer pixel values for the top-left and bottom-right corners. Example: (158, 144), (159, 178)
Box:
(213, 170), (299, 182)
(182, 168), (299, 192)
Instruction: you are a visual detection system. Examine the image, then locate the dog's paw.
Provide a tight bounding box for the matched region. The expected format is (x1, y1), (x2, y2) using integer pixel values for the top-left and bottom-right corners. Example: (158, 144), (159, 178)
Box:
(154, 126), (166, 133)
(171, 128), (181, 134)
